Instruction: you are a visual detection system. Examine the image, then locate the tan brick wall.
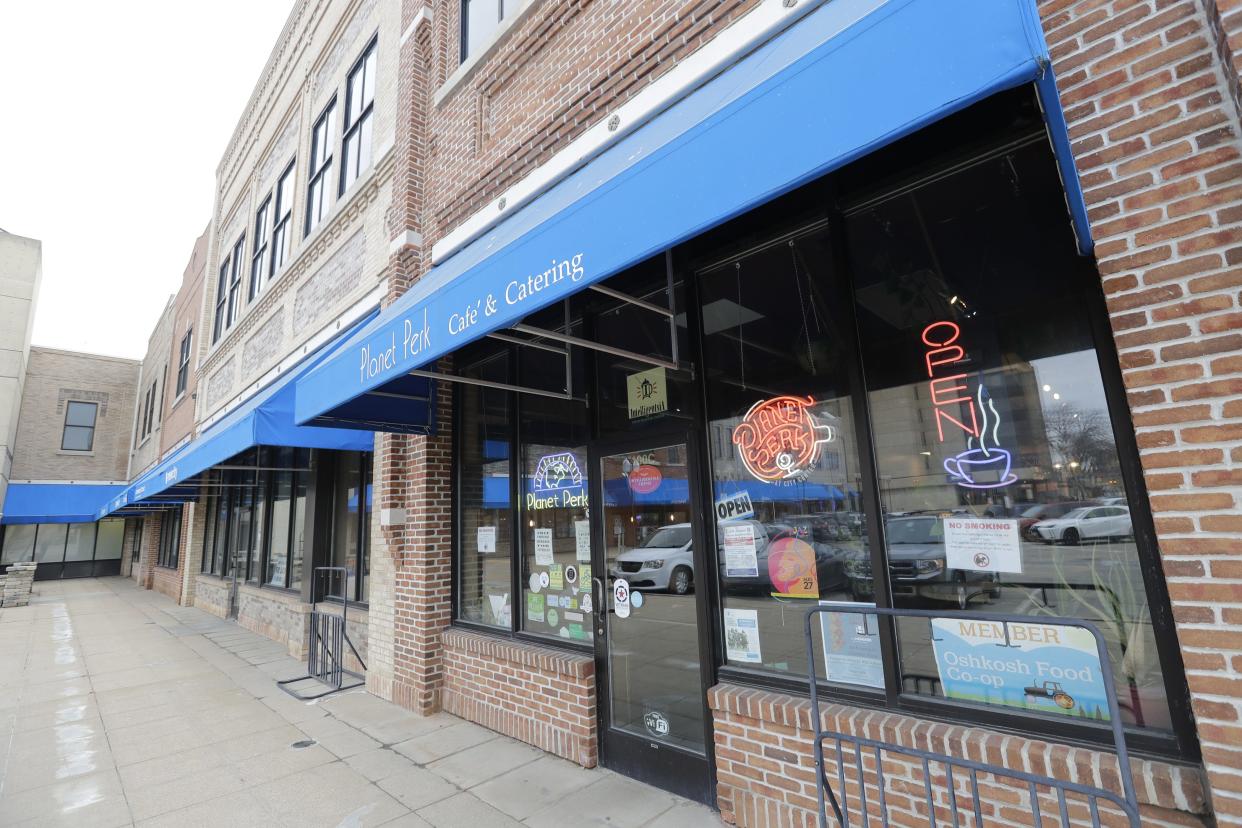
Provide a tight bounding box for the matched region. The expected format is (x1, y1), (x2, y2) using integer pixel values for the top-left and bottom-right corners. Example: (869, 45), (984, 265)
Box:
(11, 347), (139, 482)
(130, 300), (175, 479)
(160, 225), (209, 459)
(442, 628), (597, 767)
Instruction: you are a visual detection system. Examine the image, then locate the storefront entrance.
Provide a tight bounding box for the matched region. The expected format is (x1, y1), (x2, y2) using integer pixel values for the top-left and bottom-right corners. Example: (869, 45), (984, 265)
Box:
(591, 437), (714, 802)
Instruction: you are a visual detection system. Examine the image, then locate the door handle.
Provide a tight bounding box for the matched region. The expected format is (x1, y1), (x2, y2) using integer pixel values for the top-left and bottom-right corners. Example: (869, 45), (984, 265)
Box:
(592, 576), (607, 633)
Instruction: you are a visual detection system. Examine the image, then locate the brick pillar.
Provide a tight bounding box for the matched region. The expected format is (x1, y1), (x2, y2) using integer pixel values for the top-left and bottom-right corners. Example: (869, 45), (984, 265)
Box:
(178, 500), (202, 607)
(1040, 0), (1242, 822)
(138, 514), (161, 590)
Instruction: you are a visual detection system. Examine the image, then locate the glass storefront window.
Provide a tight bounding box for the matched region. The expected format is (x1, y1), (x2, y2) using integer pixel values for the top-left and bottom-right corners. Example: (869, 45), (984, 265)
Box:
(65, 523), (96, 562)
(457, 349), (514, 629)
(700, 224), (870, 683)
(268, 469), (293, 587)
(33, 524), (68, 563)
(329, 451), (372, 602)
(1, 524), (37, 563)
(290, 462), (308, 591)
(95, 519), (124, 560)
(847, 140), (1171, 732)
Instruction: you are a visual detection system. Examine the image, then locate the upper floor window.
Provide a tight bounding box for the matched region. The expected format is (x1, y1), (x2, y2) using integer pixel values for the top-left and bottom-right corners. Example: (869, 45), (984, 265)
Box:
(272, 162), (295, 273)
(213, 261), (229, 343)
(462, 0), (519, 62)
(226, 235), (245, 331)
(306, 100), (337, 235)
(340, 40), (377, 194)
(140, 379), (157, 441)
(175, 329), (192, 397)
(61, 401), (97, 451)
(250, 197), (271, 302)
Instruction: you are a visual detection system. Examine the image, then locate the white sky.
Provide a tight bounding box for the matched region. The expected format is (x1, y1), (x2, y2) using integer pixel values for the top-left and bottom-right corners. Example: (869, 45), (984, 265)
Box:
(0, 1), (296, 360)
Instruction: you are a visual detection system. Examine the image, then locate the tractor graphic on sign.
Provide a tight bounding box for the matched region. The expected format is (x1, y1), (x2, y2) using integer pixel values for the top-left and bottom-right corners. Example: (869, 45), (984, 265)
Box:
(1023, 680), (1076, 710)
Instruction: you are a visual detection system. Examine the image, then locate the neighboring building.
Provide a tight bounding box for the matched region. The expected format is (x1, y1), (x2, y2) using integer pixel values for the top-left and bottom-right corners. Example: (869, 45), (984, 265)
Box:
(160, 224), (209, 458)
(129, 296), (175, 479)
(0, 229), (40, 517)
(1, 346), (138, 579)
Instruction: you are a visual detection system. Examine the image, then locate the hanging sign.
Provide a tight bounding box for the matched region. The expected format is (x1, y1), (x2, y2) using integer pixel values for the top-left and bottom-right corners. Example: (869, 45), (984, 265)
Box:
(628, 465), (663, 495)
(920, 321), (1017, 490)
(715, 490), (755, 521)
(944, 517), (1022, 573)
(767, 536), (819, 598)
(732, 396), (836, 482)
(627, 367), (669, 419)
(930, 618), (1110, 720)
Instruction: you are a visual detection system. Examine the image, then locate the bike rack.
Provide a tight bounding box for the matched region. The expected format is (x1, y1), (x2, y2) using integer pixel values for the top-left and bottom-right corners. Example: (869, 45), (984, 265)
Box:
(278, 567), (367, 701)
(804, 607), (1141, 828)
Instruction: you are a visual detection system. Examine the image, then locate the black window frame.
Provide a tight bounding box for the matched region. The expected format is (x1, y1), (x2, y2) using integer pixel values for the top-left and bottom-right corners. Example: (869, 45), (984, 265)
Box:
(156, 506), (182, 570)
(249, 196), (271, 302)
(326, 451), (373, 605)
(340, 38), (377, 196)
(271, 160), (296, 275)
(306, 99), (337, 236)
(175, 328), (193, 397)
(225, 235), (246, 330)
(60, 400), (98, 452)
(212, 259), (229, 343)
(460, 0), (513, 63)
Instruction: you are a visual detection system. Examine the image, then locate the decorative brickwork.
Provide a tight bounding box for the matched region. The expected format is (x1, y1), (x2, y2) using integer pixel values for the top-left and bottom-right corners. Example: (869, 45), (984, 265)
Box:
(442, 628), (597, 768)
(1039, 0), (1242, 822)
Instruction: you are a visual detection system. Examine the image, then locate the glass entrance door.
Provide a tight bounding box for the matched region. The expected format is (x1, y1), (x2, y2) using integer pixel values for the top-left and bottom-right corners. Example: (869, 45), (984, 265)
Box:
(592, 439), (713, 803)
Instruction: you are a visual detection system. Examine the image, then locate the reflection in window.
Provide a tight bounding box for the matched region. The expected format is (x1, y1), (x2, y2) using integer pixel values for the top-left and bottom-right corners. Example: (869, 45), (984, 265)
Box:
(62, 401), (98, 451)
(34, 524), (68, 563)
(1, 524), (37, 563)
(457, 350), (514, 629)
(848, 140), (1170, 732)
(462, 0), (520, 62)
(65, 523), (96, 563)
(701, 224), (869, 682)
(330, 452), (372, 602)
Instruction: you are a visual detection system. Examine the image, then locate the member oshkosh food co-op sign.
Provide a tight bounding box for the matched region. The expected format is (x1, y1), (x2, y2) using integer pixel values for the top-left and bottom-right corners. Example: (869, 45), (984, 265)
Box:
(930, 618), (1112, 721)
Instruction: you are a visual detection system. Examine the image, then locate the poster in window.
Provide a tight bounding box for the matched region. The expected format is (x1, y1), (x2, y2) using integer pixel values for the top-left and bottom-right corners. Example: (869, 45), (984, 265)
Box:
(534, 528), (554, 565)
(574, 520), (591, 562)
(722, 523), (758, 577)
(477, 526), (496, 554)
(724, 608), (762, 663)
(943, 517), (1021, 574)
(818, 601), (884, 689)
(930, 618), (1110, 720)
(767, 536), (819, 598)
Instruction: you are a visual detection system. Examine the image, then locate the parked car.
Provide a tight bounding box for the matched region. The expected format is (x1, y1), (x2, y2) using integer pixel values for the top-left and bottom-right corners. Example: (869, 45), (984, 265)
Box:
(1031, 505), (1132, 545)
(848, 515), (999, 608)
(612, 523), (694, 594)
(1018, 501), (1097, 540)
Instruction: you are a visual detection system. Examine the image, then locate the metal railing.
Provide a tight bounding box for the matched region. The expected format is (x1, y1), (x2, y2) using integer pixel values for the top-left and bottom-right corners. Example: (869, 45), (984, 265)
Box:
(278, 567), (366, 700)
(805, 607), (1141, 827)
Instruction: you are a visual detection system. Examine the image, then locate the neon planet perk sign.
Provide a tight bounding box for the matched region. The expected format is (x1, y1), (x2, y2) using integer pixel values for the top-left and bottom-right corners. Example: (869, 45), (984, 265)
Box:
(732, 395), (836, 482)
(527, 452), (588, 510)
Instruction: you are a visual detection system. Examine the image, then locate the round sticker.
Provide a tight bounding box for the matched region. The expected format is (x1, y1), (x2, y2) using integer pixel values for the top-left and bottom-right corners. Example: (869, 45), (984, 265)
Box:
(630, 591), (644, 609)
(539, 571), (550, 589)
(565, 565), (578, 585)
(628, 465), (663, 495)
(528, 573), (542, 593)
(546, 608), (559, 626)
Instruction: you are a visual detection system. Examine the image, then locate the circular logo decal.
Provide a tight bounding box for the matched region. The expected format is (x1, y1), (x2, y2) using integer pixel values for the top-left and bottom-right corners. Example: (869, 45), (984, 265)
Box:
(631, 591), (644, 609)
(539, 571), (550, 589)
(546, 608), (559, 626)
(628, 465), (663, 495)
(731, 396), (836, 482)
(528, 573), (542, 593)
(565, 565), (578, 585)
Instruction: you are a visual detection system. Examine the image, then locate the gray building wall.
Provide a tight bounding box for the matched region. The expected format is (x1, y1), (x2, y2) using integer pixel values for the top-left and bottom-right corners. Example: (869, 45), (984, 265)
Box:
(0, 230), (41, 513)
(11, 347), (139, 483)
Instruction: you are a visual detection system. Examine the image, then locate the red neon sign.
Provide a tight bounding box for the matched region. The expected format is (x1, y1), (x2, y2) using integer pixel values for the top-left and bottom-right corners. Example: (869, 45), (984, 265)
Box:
(731, 395), (836, 482)
(922, 321), (979, 442)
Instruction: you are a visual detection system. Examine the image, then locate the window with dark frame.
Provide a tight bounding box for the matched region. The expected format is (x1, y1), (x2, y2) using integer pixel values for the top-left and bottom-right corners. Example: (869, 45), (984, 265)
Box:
(250, 197), (271, 301)
(61, 401), (98, 451)
(340, 40), (377, 195)
(226, 235), (245, 329)
(306, 100), (337, 235)
(460, 0), (519, 63)
(213, 260), (229, 343)
(271, 161), (295, 274)
(176, 328), (192, 397)
(156, 507), (182, 569)
(328, 452), (372, 603)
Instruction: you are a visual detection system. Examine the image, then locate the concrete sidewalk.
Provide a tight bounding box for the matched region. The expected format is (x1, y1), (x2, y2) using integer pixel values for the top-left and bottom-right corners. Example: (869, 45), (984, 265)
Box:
(0, 578), (719, 827)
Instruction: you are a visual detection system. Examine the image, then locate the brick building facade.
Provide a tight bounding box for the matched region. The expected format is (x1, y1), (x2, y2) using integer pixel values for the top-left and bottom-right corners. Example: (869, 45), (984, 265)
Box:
(55, 0), (1242, 825)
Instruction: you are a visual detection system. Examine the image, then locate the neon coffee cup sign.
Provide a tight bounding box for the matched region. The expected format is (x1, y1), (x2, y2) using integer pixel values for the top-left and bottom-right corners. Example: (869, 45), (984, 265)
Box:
(922, 321), (1016, 490)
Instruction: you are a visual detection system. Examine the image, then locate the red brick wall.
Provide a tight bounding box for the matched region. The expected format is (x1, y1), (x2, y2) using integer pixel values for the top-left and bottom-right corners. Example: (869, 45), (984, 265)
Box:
(442, 628), (597, 767)
(1040, 0), (1242, 822)
(150, 505), (186, 604)
(710, 684), (1208, 827)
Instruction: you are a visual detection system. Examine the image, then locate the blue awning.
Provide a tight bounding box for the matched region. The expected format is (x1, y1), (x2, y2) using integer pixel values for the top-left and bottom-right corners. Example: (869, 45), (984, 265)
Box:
(100, 312), (387, 519)
(294, 0), (1089, 429)
(2, 483), (126, 525)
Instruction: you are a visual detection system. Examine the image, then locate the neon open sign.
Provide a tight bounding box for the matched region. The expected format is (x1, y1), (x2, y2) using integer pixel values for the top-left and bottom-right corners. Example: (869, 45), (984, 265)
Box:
(922, 321), (1016, 490)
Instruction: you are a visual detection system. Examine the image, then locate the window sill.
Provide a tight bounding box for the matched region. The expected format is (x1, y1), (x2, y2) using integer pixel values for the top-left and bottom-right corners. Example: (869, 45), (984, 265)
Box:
(57, 449), (95, 457)
(449, 619), (592, 656)
(434, 0), (546, 108)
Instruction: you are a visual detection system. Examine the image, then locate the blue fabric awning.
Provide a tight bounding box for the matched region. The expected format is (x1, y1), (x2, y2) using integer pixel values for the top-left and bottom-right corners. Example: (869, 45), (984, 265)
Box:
(2, 483), (126, 525)
(294, 0), (1089, 429)
(99, 312), (386, 519)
